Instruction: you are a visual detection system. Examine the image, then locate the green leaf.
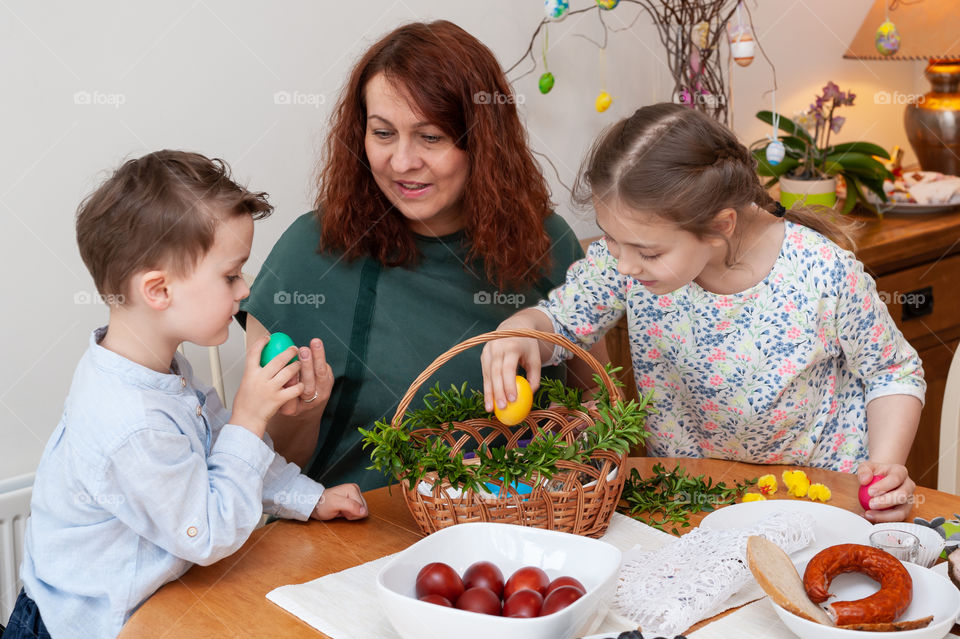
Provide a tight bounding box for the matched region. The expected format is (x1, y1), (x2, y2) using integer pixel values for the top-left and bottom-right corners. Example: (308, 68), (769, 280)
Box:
(756, 111), (814, 145)
(753, 149), (800, 178)
(822, 152), (892, 181)
(824, 142), (890, 160)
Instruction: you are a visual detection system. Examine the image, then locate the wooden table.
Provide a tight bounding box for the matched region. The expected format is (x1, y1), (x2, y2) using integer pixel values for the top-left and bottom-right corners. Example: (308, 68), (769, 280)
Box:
(119, 457), (960, 638)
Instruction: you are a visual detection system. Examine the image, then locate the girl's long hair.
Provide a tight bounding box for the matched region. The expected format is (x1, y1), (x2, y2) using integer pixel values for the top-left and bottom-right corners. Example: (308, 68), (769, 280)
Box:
(316, 20), (554, 289)
(574, 102), (854, 262)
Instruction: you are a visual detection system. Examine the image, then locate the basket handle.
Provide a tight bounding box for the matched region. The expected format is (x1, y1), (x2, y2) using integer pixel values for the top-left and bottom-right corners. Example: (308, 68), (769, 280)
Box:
(389, 329), (623, 429)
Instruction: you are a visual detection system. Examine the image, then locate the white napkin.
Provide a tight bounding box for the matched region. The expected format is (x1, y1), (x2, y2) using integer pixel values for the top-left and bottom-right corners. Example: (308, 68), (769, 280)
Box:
(266, 513), (671, 638)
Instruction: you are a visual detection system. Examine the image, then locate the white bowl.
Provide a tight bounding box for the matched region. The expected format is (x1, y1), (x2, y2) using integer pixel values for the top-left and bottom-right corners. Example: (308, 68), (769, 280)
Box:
(870, 523), (946, 568)
(769, 560), (960, 638)
(376, 522), (622, 639)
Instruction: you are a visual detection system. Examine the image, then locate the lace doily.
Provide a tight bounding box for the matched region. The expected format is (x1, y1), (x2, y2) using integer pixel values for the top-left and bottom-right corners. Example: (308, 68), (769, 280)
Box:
(613, 511), (814, 637)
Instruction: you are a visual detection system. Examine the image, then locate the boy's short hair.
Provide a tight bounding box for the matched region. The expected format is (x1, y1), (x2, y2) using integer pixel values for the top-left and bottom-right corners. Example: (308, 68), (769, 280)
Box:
(76, 150), (272, 300)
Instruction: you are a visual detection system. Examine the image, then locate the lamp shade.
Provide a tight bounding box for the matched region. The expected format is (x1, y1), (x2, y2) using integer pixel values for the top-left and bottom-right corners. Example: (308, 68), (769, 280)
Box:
(845, 0), (960, 61)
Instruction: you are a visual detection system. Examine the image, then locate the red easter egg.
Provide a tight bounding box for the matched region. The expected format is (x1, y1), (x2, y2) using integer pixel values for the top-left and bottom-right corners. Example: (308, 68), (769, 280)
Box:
(418, 594), (452, 607)
(463, 561), (505, 598)
(415, 562), (464, 603)
(540, 585), (584, 616)
(455, 587), (502, 616)
(858, 475), (888, 511)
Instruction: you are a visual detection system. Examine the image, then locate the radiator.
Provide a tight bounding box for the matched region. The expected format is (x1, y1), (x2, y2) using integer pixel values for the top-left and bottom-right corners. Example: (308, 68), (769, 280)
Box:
(0, 473), (33, 626)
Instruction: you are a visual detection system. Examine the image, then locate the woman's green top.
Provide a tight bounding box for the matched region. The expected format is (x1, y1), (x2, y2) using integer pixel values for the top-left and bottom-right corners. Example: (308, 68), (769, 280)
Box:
(238, 211), (584, 489)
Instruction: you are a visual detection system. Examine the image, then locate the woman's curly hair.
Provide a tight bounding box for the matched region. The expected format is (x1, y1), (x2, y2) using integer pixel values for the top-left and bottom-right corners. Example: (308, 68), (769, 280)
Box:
(316, 20), (555, 289)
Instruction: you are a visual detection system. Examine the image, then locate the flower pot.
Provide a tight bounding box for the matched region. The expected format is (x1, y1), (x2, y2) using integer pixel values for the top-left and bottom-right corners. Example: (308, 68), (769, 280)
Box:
(779, 175), (837, 209)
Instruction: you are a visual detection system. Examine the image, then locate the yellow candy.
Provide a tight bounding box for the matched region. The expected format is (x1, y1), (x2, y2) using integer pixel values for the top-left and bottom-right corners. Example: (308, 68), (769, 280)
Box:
(808, 483), (832, 502)
(743, 493), (767, 502)
(595, 91), (612, 113)
(757, 474), (778, 496)
(782, 470), (810, 498)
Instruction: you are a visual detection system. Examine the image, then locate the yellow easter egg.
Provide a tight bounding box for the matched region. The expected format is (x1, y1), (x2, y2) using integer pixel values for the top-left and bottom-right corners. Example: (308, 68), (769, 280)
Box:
(595, 91), (612, 112)
(494, 376), (534, 426)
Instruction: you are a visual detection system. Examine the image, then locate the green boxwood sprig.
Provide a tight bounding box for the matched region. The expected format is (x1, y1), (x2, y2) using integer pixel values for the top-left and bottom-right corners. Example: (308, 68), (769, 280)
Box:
(358, 364), (653, 495)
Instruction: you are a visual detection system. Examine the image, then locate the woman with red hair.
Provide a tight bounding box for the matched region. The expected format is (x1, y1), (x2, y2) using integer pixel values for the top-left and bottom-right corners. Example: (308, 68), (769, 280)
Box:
(238, 21), (597, 490)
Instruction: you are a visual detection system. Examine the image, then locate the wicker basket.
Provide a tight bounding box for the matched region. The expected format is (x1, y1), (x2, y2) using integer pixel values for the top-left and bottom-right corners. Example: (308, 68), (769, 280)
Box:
(390, 329), (628, 538)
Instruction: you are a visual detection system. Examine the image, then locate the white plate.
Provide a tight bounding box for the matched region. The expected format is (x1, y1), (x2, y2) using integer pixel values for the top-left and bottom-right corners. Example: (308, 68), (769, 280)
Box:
(930, 562), (960, 623)
(699, 500), (872, 562)
(873, 202), (960, 215)
(772, 559), (960, 638)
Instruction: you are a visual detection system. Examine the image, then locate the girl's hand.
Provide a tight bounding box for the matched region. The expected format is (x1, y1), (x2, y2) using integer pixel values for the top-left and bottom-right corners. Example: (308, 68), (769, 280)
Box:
(481, 315), (544, 413)
(311, 483), (368, 521)
(856, 461), (916, 523)
(231, 335), (304, 438)
(278, 338), (334, 417)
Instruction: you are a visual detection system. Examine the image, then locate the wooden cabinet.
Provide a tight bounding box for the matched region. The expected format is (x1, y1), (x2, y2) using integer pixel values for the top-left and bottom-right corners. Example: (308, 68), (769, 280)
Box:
(582, 208), (960, 488)
(854, 209), (960, 488)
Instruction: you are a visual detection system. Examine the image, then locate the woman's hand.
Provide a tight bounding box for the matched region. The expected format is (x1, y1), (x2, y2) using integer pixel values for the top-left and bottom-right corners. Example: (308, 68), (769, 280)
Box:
(480, 309), (555, 413)
(857, 461), (916, 523)
(278, 338), (334, 417)
(310, 483), (368, 521)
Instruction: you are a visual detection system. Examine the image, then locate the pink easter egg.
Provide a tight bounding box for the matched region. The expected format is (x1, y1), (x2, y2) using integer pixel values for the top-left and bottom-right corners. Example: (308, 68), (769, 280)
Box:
(858, 475), (887, 511)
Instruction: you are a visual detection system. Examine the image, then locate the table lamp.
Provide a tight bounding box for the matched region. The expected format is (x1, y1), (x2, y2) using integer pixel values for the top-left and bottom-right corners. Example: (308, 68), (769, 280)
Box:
(844, 0), (960, 176)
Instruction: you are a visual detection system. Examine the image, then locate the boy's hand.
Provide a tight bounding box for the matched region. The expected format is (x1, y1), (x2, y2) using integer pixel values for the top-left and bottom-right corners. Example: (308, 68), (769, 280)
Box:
(231, 335), (304, 438)
(481, 315), (544, 413)
(857, 461), (916, 523)
(278, 338), (333, 417)
(310, 483), (368, 521)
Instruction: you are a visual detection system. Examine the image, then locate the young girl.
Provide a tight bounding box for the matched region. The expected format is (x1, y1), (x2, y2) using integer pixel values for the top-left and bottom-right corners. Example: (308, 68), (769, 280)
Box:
(481, 103), (924, 523)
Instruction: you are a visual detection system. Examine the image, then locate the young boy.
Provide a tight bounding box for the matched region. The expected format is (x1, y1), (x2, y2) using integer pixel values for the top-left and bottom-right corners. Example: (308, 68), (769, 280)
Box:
(6, 150), (367, 639)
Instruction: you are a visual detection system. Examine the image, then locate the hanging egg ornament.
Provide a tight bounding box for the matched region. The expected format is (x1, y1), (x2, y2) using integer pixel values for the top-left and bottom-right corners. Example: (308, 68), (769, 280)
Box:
(727, 25), (755, 67)
(544, 0), (569, 19)
(538, 72), (555, 94)
(596, 0), (619, 9)
(595, 91), (612, 113)
(875, 19), (901, 57)
(766, 140), (786, 166)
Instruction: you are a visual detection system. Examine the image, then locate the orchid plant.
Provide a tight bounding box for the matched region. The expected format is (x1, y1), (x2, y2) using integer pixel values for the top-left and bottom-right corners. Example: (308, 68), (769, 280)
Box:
(753, 81), (892, 214)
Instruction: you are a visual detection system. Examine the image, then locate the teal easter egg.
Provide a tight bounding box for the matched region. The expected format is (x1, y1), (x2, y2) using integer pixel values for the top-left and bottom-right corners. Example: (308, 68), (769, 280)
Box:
(597, 0), (619, 9)
(544, 0), (569, 19)
(538, 72), (555, 94)
(875, 19), (901, 56)
(260, 332), (298, 367)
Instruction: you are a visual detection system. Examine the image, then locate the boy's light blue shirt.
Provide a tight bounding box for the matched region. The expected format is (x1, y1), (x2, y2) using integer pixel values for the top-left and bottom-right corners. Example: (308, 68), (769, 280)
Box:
(20, 327), (325, 639)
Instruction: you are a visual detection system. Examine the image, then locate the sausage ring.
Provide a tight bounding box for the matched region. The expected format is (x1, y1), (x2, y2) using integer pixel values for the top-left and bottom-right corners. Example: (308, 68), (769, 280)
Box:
(802, 543), (912, 626)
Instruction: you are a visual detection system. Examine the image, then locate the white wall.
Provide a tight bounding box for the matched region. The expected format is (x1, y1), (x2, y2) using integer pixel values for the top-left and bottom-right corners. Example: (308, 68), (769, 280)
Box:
(0, 0), (925, 480)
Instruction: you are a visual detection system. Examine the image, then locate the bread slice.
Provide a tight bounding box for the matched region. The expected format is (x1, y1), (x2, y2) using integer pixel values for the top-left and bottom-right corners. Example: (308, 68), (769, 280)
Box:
(948, 547), (960, 591)
(839, 615), (933, 631)
(746, 535), (835, 626)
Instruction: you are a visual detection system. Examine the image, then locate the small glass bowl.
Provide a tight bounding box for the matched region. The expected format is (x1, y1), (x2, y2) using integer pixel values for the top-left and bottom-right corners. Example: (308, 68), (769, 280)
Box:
(869, 529), (920, 563)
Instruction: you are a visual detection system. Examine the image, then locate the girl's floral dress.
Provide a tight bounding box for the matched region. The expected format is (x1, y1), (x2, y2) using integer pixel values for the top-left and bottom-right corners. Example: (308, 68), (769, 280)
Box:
(538, 221), (925, 471)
